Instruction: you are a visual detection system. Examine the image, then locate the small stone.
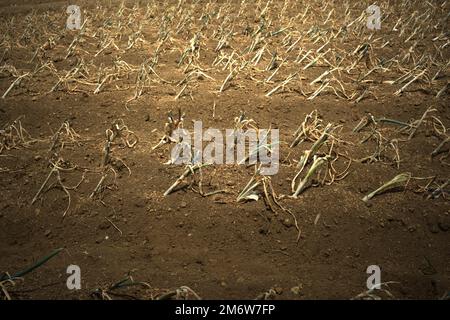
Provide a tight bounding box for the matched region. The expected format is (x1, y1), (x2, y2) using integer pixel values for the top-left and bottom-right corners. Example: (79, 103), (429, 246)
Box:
(34, 155), (42, 161)
(281, 218), (293, 228)
(180, 201), (187, 208)
(44, 229), (51, 237)
(144, 114), (150, 122)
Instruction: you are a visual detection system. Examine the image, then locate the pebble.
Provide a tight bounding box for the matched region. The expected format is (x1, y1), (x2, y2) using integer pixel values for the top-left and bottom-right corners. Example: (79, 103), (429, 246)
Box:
(281, 218), (293, 228)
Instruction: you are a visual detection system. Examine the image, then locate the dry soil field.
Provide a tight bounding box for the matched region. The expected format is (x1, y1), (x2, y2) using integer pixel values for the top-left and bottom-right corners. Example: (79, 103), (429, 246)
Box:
(0, 0), (449, 300)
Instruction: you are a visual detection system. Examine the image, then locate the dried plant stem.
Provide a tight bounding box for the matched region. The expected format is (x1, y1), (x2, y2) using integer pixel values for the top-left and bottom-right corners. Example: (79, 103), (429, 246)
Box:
(362, 173), (411, 202)
(2, 73), (30, 99)
(164, 164), (209, 196)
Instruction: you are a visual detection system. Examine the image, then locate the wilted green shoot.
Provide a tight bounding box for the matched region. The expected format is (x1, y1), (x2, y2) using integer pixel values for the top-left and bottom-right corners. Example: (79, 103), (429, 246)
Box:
(237, 172), (261, 202)
(1, 247), (63, 299)
(7, 248), (63, 281)
(376, 118), (411, 128)
(297, 123), (332, 172)
(362, 173), (412, 202)
(92, 275), (151, 300)
(292, 155), (330, 198)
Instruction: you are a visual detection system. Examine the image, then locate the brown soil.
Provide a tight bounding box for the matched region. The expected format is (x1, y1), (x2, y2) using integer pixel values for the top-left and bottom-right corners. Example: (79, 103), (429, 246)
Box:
(0, 0), (449, 300)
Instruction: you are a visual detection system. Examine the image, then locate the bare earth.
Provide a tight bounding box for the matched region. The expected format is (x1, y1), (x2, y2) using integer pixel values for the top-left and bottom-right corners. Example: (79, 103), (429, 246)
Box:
(0, 0), (449, 300)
